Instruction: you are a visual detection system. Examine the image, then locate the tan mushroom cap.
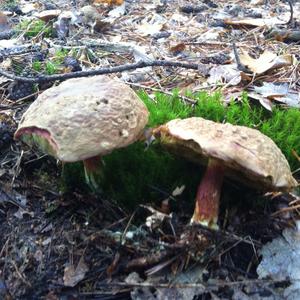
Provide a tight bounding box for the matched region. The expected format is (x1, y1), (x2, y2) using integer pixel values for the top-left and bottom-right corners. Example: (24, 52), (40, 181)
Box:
(15, 75), (149, 162)
(155, 117), (297, 192)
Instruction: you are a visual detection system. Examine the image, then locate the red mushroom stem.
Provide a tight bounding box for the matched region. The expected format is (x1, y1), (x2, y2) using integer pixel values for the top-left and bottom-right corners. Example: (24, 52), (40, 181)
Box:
(191, 158), (225, 229)
(83, 155), (103, 190)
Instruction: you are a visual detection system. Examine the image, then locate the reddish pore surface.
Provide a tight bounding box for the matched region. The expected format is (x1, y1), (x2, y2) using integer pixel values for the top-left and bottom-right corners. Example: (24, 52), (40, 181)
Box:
(14, 126), (58, 153)
(192, 159), (225, 226)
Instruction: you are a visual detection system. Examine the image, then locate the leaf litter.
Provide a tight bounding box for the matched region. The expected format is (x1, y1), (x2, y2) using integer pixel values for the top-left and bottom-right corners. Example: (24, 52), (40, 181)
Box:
(0, 0), (300, 299)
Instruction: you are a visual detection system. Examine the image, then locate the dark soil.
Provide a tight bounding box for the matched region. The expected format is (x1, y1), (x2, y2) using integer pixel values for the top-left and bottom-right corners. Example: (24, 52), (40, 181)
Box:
(0, 140), (295, 299)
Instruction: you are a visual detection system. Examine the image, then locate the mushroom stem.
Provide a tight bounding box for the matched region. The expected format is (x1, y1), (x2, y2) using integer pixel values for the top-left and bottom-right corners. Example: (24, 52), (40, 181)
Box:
(191, 158), (225, 229)
(83, 155), (103, 191)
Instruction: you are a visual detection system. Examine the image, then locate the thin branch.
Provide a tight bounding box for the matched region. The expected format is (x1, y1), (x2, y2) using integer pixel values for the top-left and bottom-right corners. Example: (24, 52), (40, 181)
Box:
(232, 42), (249, 73)
(0, 60), (199, 83)
(286, 0), (294, 26)
(99, 278), (294, 289)
(271, 203), (300, 217)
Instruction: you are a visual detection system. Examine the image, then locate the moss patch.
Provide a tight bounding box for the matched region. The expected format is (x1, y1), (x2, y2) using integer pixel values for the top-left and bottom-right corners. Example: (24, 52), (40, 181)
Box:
(61, 162), (89, 194)
(101, 143), (201, 210)
(64, 91), (300, 210)
(32, 49), (70, 75)
(16, 19), (54, 38)
(141, 91), (300, 169)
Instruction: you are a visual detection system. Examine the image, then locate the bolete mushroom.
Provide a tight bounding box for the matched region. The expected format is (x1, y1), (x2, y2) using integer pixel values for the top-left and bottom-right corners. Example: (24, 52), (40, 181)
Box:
(14, 75), (149, 189)
(153, 117), (298, 229)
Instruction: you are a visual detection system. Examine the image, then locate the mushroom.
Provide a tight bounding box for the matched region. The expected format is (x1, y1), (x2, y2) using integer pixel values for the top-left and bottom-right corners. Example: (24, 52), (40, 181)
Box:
(153, 117), (298, 229)
(14, 75), (149, 189)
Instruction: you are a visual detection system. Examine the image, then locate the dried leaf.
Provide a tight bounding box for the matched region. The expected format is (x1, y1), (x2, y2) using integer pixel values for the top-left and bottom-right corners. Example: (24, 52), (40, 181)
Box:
(14, 208), (34, 219)
(225, 18), (286, 28)
(137, 22), (164, 37)
(257, 224), (300, 299)
(250, 0), (264, 5)
(172, 185), (185, 197)
(108, 2), (125, 18)
(240, 50), (294, 74)
(19, 2), (40, 14)
(0, 39), (18, 48)
(253, 83), (300, 108)
(208, 65), (241, 86)
(125, 272), (143, 284)
(130, 44), (153, 62)
(169, 43), (186, 54)
(63, 257), (89, 287)
(198, 28), (222, 41)
(248, 92), (273, 111)
(142, 205), (171, 229)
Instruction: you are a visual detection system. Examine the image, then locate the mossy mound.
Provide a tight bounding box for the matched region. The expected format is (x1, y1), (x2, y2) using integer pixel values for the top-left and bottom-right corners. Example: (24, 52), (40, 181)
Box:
(64, 91), (300, 210)
(140, 91), (300, 170)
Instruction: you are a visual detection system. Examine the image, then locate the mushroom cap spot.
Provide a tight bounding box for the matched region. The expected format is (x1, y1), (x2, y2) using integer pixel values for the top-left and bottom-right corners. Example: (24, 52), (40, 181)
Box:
(155, 117), (297, 191)
(14, 75), (149, 162)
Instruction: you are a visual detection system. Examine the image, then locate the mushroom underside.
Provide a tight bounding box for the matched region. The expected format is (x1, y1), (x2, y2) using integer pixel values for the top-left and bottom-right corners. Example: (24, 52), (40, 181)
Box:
(14, 126), (58, 157)
(156, 125), (296, 229)
(162, 140), (279, 191)
(15, 127), (104, 190)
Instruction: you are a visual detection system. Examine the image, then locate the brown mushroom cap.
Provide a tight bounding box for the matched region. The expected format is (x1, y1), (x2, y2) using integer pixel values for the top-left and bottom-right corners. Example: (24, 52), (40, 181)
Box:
(154, 117), (297, 192)
(14, 75), (149, 162)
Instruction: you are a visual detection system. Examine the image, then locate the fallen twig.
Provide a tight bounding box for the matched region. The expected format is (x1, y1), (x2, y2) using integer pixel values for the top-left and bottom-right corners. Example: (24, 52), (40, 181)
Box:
(286, 0), (294, 26)
(102, 277), (294, 289)
(0, 60), (200, 83)
(232, 42), (249, 73)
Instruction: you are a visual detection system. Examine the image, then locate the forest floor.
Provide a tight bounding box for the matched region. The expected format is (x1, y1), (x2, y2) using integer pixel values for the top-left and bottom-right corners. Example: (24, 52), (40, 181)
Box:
(1, 0), (300, 299)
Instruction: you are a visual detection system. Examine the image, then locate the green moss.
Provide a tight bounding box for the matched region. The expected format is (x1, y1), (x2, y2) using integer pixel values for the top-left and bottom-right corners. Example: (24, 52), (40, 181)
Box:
(141, 91), (300, 170)
(101, 143), (201, 210)
(16, 19), (54, 38)
(32, 61), (42, 72)
(61, 162), (89, 194)
(52, 49), (69, 64)
(106, 92), (300, 207)
(32, 49), (70, 75)
(45, 61), (58, 75)
(64, 91), (300, 210)
(139, 90), (192, 126)
(260, 108), (300, 169)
